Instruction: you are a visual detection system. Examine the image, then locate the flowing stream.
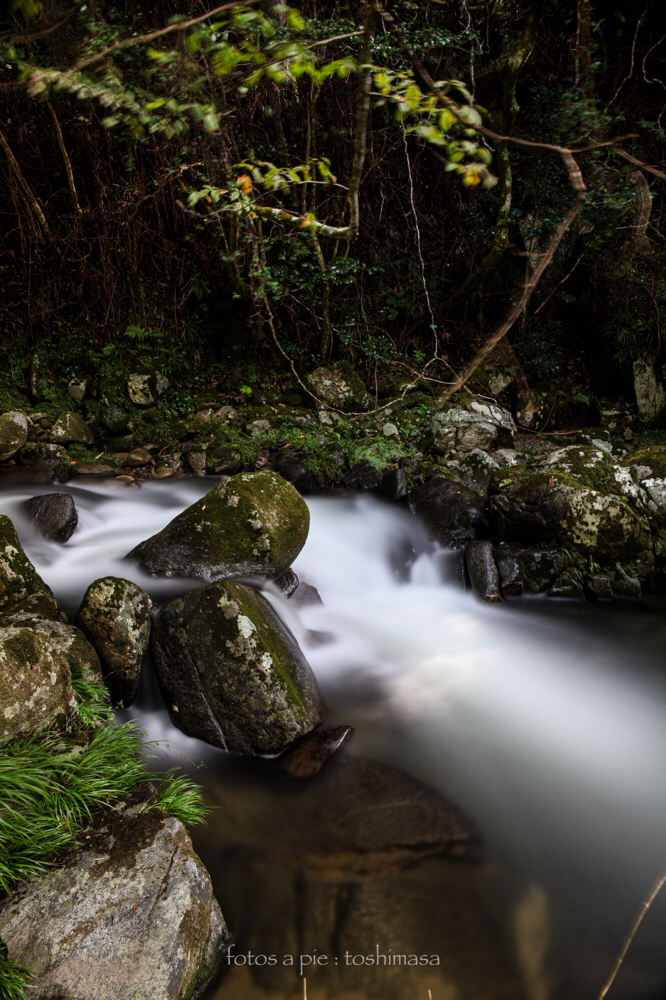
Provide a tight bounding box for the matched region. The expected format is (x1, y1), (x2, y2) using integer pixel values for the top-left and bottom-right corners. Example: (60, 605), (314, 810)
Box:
(2, 470), (666, 1000)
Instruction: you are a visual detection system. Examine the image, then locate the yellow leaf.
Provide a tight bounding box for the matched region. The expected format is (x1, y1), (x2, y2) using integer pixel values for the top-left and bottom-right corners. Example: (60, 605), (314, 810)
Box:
(236, 174), (253, 195)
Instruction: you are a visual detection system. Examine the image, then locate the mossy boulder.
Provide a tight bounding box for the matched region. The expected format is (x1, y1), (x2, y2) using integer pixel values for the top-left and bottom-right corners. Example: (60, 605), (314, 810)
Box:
(49, 411), (95, 445)
(0, 410), (28, 461)
(0, 515), (56, 610)
(0, 793), (229, 1000)
(623, 446), (666, 480)
(537, 446), (643, 505)
(151, 580), (323, 754)
(127, 470), (310, 582)
(493, 544), (568, 596)
(77, 577), (152, 706)
(489, 469), (653, 573)
(18, 442), (66, 467)
(304, 366), (370, 413)
(0, 626), (75, 746)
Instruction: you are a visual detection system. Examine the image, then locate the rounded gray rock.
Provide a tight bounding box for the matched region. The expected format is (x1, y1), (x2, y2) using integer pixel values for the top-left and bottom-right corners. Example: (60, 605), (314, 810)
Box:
(76, 577), (152, 707)
(0, 410), (28, 461)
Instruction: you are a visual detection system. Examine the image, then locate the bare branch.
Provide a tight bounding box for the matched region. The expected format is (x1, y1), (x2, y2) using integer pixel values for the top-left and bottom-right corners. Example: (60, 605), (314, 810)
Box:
(597, 872), (666, 1000)
(47, 101), (82, 215)
(0, 125), (51, 240)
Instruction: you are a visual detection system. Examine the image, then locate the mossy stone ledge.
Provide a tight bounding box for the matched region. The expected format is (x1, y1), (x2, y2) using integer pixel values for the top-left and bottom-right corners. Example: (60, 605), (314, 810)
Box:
(151, 579), (323, 755)
(127, 469), (310, 581)
(0, 625), (75, 746)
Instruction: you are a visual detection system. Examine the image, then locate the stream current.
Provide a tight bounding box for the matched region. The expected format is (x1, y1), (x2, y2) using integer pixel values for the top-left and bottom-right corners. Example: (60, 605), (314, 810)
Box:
(2, 470), (666, 1000)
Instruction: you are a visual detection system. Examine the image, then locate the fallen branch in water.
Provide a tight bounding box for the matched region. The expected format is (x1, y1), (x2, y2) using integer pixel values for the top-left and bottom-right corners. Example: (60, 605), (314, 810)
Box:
(597, 871), (666, 1000)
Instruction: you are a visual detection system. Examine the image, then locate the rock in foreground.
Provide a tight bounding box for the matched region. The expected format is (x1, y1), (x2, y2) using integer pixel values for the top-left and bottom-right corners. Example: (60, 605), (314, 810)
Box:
(127, 470), (309, 582)
(151, 580), (323, 754)
(77, 577), (152, 706)
(0, 795), (229, 1000)
(0, 626), (74, 746)
(409, 476), (489, 548)
(25, 492), (78, 542)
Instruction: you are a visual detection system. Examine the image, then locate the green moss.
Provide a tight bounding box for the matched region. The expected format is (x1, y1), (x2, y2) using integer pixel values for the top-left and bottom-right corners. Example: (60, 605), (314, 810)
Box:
(623, 446), (666, 478)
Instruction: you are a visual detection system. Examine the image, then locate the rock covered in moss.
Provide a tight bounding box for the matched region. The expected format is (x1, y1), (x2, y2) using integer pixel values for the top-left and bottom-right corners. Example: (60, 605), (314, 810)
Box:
(633, 358), (666, 422)
(49, 411), (95, 445)
(0, 410), (28, 461)
(0, 794), (229, 1000)
(304, 366), (370, 413)
(0, 626), (75, 746)
(18, 442), (67, 467)
(431, 401), (515, 455)
(0, 515), (55, 610)
(489, 468), (653, 573)
(537, 445), (644, 505)
(409, 476), (489, 548)
(0, 596), (102, 686)
(128, 470), (310, 582)
(151, 580), (323, 754)
(76, 577), (152, 706)
(456, 448), (501, 492)
(24, 492), (78, 543)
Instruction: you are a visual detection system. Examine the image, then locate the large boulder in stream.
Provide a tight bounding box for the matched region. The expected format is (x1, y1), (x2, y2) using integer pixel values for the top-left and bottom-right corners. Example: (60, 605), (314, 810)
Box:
(0, 790), (229, 1000)
(151, 580), (323, 755)
(0, 410), (28, 460)
(489, 466), (654, 573)
(0, 626), (75, 746)
(128, 470), (310, 582)
(24, 492), (78, 542)
(76, 577), (152, 707)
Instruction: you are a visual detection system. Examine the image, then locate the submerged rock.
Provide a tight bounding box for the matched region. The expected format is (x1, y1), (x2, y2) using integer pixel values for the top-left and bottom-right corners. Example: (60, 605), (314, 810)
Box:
(49, 411), (95, 445)
(77, 577), (152, 707)
(410, 476), (489, 548)
(0, 410), (28, 461)
(24, 492), (78, 543)
(0, 626), (74, 746)
(304, 366), (370, 412)
(279, 725), (354, 778)
(431, 401), (515, 455)
(0, 515), (56, 610)
(0, 793), (229, 1000)
(464, 541), (502, 602)
(151, 579), (323, 755)
(128, 470), (309, 582)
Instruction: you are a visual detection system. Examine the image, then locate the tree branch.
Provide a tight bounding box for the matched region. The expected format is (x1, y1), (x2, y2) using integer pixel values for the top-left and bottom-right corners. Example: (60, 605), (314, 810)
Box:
(73, 0), (260, 72)
(0, 125), (51, 240)
(47, 101), (82, 215)
(345, 3), (377, 237)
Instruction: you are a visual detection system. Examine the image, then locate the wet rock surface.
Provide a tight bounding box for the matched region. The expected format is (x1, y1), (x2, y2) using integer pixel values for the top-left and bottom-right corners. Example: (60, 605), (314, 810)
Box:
(409, 476), (489, 548)
(0, 625), (74, 746)
(465, 540), (502, 602)
(0, 599), (103, 686)
(77, 577), (152, 706)
(278, 725), (354, 778)
(128, 470), (309, 582)
(493, 544), (567, 597)
(24, 492), (78, 542)
(0, 791), (230, 1000)
(151, 579), (323, 754)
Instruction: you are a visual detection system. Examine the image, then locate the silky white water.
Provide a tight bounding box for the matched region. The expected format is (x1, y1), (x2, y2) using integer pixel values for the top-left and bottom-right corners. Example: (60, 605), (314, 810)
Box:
(3, 473), (666, 998)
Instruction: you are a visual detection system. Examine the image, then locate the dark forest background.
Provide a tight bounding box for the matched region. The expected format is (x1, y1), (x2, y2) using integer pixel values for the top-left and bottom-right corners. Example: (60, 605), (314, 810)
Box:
(1, 0), (665, 405)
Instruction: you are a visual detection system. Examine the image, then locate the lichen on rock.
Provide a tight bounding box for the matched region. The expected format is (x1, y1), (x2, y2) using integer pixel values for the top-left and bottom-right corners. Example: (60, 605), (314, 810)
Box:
(127, 470), (310, 581)
(0, 625), (74, 746)
(0, 515), (56, 610)
(151, 579), (323, 754)
(0, 410), (28, 461)
(76, 577), (152, 706)
(49, 411), (94, 445)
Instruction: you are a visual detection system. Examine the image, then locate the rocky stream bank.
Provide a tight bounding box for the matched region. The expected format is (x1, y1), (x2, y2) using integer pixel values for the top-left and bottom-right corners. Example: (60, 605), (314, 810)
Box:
(1, 361), (666, 999)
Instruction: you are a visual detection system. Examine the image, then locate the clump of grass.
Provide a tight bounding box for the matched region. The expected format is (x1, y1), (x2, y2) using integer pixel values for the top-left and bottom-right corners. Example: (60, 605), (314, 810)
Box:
(0, 723), (210, 893)
(0, 951), (32, 1000)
